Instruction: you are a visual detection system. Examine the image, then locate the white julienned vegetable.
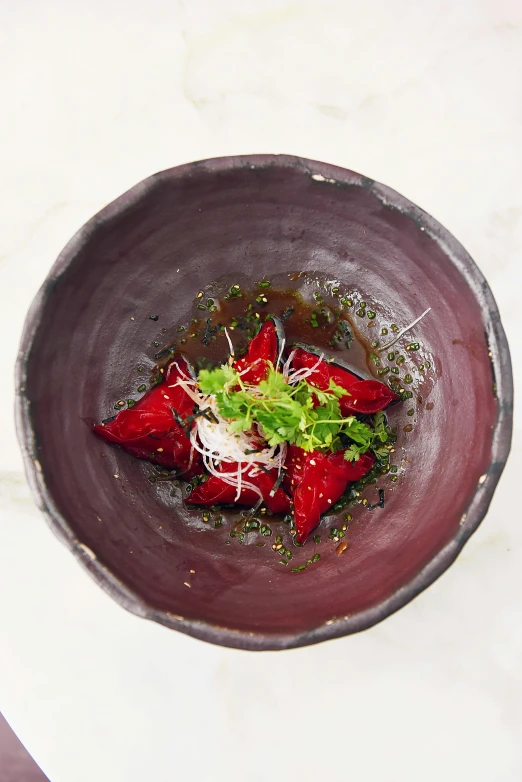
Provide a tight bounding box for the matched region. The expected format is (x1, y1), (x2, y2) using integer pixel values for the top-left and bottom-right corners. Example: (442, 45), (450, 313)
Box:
(168, 348), (328, 501)
(169, 370), (287, 502)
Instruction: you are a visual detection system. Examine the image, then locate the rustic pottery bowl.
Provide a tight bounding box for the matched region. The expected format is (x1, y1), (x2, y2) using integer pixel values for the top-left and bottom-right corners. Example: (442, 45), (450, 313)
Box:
(15, 155), (513, 650)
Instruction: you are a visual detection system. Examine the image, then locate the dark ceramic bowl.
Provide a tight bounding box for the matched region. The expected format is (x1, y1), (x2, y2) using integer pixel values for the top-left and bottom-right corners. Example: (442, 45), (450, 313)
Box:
(16, 155), (513, 650)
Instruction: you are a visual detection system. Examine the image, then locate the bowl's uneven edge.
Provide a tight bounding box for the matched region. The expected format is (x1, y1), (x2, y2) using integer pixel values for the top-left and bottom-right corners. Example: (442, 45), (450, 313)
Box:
(14, 154), (514, 651)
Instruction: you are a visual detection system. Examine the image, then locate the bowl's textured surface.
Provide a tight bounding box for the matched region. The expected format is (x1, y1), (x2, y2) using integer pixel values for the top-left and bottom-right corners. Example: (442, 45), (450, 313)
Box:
(15, 155), (513, 650)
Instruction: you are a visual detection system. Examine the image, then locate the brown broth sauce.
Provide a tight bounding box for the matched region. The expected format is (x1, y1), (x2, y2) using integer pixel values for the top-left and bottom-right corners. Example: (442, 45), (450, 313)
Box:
(157, 286), (376, 378)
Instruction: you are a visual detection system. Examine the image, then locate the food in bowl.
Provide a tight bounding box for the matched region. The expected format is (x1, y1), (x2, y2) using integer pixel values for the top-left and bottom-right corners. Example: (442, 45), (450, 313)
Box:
(94, 280), (430, 553)
(16, 155), (510, 649)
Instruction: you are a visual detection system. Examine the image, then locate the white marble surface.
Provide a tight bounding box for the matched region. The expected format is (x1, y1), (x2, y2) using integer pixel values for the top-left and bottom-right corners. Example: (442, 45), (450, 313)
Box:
(1, 1), (522, 780)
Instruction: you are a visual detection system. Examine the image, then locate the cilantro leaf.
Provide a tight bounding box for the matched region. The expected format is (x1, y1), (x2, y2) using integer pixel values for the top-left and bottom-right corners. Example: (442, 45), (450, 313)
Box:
(196, 363), (393, 462)
(198, 365), (238, 394)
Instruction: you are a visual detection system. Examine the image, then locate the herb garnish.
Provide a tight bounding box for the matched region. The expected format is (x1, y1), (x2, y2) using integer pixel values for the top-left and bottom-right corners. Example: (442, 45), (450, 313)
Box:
(198, 364), (392, 460)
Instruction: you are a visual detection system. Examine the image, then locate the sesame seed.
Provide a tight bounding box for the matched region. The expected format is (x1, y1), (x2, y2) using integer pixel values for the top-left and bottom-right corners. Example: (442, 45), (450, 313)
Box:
(113, 474), (119, 478)
(157, 448), (164, 452)
(190, 569), (195, 574)
(183, 582), (191, 588)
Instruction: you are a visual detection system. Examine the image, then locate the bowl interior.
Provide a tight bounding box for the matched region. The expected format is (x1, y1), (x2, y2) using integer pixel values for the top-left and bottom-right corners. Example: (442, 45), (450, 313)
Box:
(19, 157), (505, 648)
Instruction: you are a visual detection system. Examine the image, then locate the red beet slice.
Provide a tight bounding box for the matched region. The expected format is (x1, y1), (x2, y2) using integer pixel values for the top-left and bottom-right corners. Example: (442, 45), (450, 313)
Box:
(291, 348), (398, 414)
(188, 462), (291, 514)
(94, 357), (202, 476)
(289, 447), (375, 543)
(234, 320), (278, 384)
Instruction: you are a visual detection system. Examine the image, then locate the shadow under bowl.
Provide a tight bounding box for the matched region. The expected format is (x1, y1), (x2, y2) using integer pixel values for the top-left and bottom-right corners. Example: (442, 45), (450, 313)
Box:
(15, 155), (513, 650)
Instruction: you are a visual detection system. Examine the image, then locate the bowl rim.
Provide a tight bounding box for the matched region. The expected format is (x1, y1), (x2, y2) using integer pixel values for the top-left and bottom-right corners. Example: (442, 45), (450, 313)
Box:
(15, 153), (514, 651)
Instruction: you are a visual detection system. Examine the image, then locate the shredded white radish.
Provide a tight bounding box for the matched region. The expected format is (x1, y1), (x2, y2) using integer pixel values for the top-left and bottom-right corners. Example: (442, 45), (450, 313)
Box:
(170, 344), (299, 502)
(169, 360), (193, 382)
(286, 353), (324, 385)
(189, 394), (284, 501)
(283, 350), (296, 379)
(237, 358), (264, 377)
(169, 377), (206, 407)
(224, 327), (235, 358)
(276, 337), (286, 372)
(378, 308), (432, 351)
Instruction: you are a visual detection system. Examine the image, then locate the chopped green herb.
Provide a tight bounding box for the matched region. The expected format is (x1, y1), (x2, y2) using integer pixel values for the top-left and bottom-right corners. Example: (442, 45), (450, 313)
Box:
(199, 363), (390, 460)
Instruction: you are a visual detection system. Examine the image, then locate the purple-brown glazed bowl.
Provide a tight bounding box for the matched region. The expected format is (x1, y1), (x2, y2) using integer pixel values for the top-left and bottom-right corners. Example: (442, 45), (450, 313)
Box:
(15, 155), (513, 650)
